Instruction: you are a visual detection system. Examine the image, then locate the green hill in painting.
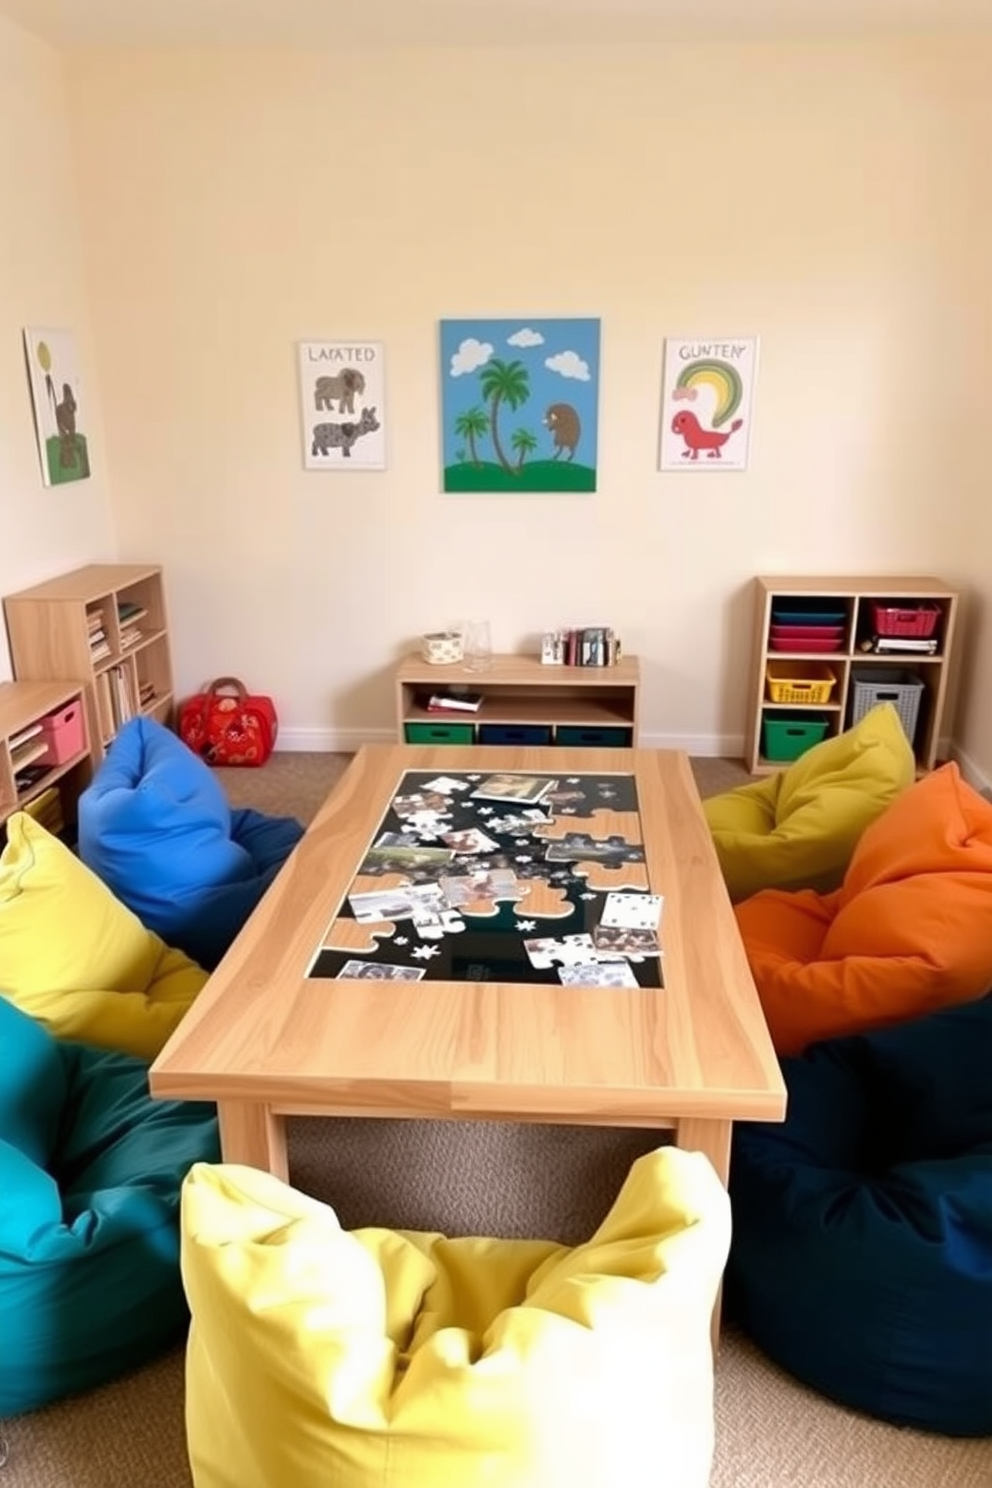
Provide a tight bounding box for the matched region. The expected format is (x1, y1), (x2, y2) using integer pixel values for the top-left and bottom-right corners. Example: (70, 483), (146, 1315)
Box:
(444, 459), (595, 494)
(45, 435), (90, 485)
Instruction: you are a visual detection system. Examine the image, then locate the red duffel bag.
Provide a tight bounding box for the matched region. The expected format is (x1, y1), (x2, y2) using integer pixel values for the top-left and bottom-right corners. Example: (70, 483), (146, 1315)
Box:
(178, 677), (278, 766)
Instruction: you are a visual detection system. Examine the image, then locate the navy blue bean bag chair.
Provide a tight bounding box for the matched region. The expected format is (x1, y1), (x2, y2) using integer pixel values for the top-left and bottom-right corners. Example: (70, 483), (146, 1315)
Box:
(78, 717), (304, 969)
(727, 996), (992, 1436)
(0, 994), (219, 1415)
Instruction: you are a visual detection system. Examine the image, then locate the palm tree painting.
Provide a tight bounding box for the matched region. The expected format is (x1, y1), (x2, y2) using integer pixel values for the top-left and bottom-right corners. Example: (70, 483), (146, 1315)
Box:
(440, 319), (600, 493)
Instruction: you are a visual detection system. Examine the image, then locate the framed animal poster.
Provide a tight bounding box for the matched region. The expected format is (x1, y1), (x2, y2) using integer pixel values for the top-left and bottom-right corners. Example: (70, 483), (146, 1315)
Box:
(659, 336), (759, 472)
(440, 318), (600, 493)
(298, 340), (385, 471)
(23, 327), (91, 486)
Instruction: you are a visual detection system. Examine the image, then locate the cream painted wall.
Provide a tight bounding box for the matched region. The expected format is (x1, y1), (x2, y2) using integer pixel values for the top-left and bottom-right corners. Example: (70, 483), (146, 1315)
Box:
(0, 15), (116, 681)
(922, 65), (992, 790)
(9, 36), (988, 774)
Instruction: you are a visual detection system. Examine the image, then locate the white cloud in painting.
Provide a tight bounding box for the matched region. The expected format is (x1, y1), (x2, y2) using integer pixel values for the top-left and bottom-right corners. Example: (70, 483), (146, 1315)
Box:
(508, 328), (544, 347)
(545, 350), (591, 381)
(450, 338), (493, 376)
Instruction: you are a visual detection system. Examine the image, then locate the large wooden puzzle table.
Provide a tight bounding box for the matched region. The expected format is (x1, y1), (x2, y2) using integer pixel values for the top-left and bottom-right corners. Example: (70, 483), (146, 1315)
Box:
(150, 744), (785, 1192)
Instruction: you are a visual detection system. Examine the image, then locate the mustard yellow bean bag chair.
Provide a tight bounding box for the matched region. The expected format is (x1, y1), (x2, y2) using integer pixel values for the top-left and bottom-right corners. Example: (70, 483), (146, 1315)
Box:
(181, 1148), (731, 1488)
(704, 703), (914, 902)
(735, 763), (992, 1056)
(0, 812), (207, 1058)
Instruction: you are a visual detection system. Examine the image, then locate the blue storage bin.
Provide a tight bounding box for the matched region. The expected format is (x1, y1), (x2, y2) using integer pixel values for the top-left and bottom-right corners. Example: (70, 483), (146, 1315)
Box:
(478, 724), (553, 746)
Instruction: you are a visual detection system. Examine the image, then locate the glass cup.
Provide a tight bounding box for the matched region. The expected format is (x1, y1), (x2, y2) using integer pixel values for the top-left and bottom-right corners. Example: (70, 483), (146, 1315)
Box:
(463, 619), (492, 672)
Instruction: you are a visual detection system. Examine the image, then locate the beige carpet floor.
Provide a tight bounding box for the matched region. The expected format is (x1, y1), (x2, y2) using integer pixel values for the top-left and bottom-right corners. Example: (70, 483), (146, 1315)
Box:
(4, 751), (989, 1488)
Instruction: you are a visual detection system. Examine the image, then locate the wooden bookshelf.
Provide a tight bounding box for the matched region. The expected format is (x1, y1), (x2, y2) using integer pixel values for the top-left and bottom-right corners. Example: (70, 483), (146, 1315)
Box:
(744, 575), (960, 774)
(3, 563), (175, 763)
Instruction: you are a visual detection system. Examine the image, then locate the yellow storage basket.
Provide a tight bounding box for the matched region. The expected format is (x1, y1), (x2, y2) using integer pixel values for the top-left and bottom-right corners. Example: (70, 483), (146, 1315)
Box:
(765, 660), (837, 706)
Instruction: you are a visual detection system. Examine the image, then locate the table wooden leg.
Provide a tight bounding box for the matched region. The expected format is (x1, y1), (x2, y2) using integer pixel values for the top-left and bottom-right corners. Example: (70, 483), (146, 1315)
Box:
(217, 1101), (289, 1182)
(674, 1117), (733, 1356)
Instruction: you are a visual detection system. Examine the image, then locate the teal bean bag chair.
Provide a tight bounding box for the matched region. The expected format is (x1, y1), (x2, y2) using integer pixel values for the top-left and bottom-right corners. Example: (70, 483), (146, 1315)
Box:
(0, 994), (219, 1415)
(78, 716), (303, 970)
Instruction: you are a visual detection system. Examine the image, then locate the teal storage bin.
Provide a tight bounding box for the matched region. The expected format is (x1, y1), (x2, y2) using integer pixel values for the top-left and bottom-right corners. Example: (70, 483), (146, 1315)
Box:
(555, 725), (633, 747)
(762, 713), (830, 762)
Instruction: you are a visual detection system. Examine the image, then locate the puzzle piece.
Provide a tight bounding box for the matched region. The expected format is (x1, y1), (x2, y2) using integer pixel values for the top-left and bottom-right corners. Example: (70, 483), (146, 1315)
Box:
(533, 810), (642, 846)
(322, 919), (398, 954)
(412, 907), (467, 941)
(422, 775), (470, 794)
(523, 933), (600, 970)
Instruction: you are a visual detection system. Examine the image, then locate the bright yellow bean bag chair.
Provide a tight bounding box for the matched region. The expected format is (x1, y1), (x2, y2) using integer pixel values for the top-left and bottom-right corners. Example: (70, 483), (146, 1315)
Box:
(181, 1148), (731, 1488)
(735, 763), (992, 1056)
(0, 812), (207, 1058)
(704, 703), (915, 902)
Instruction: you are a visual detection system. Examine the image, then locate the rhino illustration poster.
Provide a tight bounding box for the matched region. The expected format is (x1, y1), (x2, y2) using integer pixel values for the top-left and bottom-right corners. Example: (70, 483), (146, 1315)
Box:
(24, 328), (91, 487)
(440, 318), (600, 493)
(658, 337), (758, 473)
(298, 340), (386, 471)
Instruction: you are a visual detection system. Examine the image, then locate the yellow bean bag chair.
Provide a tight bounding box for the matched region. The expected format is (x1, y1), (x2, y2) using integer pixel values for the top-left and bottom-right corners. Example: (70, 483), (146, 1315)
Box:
(0, 811), (207, 1058)
(704, 703), (914, 902)
(181, 1149), (731, 1488)
(735, 763), (992, 1056)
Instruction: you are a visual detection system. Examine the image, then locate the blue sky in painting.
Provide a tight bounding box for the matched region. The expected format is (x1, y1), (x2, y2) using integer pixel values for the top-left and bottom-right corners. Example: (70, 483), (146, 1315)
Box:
(439, 318), (600, 469)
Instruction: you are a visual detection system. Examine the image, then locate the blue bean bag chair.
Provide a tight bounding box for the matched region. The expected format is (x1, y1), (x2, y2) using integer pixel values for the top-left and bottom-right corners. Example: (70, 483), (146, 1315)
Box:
(727, 996), (992, 1436)
(78, 717), (304, 970)
(0, 994), (220, 1415)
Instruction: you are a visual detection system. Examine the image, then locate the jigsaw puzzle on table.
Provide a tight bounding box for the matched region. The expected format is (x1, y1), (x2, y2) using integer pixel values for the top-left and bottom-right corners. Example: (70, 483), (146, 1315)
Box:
(308, 770), (664, 988)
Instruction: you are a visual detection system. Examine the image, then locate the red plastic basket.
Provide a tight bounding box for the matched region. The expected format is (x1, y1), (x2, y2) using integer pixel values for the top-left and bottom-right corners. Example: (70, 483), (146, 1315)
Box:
(870, 602), (940, 638)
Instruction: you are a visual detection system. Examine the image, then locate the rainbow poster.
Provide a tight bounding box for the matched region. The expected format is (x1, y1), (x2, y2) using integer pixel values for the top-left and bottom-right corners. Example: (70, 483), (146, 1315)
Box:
(658, 336), (758, 472)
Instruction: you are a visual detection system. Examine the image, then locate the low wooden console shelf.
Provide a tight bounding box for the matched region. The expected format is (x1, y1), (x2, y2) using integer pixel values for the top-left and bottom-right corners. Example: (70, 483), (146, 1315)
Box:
(395, 652), (641, 747)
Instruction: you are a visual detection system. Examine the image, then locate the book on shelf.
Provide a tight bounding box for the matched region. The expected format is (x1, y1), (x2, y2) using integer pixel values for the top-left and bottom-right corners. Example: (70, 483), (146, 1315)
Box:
(426, 689), (484, 713)
(11, 739), (48, 773)
(8, 721), (43, 752)
(860, 636), (939, 655)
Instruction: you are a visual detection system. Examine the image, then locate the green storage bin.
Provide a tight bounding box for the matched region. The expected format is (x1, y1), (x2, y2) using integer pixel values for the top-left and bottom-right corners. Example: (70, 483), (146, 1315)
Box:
(762, 713), (830, 762)
(404, 722), (475, 744)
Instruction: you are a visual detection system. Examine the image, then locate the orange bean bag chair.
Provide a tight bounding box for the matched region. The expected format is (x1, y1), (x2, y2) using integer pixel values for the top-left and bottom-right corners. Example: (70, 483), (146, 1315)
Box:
(735, 763), (992, 1056)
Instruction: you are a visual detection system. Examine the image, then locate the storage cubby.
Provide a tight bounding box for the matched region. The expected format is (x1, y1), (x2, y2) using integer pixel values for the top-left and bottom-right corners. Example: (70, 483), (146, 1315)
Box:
(395, 653), (640, 746)
(745, 576), (960, 775)
(3, 564), (175, 763)
(0, 680), (92, 836)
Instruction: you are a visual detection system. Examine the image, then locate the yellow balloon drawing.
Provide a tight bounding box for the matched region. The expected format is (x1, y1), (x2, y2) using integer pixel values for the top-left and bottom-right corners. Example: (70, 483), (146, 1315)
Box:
(36, 341), (52, 373)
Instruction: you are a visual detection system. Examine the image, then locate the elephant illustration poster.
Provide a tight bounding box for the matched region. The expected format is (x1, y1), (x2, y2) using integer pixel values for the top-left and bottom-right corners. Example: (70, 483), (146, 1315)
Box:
(298, 340), (386, 471)
(658, 337), (758, 473)
(440, 318), (600, 493)
(23, 328), (91, 487)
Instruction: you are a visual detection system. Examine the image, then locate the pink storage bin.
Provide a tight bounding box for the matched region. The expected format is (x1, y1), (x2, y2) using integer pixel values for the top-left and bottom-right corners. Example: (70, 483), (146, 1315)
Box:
(769, 635), (844, 654)
(38, 701), (86, 765)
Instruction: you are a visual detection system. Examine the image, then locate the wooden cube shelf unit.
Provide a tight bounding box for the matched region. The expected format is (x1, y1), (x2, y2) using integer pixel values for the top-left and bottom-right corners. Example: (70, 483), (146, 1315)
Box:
(745, 575), (960, 775)
(3, 563), (175, 763)
(0, 680), (92, 833)
(395, 653), (641, 748)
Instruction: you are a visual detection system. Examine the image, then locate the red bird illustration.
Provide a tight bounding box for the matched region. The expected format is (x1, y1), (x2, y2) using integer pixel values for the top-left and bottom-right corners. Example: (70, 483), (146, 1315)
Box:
(671, 410), (743, 460)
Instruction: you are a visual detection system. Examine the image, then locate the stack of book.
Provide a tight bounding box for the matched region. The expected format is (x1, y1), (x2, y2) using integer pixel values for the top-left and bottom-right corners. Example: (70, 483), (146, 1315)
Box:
(542, 627), (621, 667)
(87, 607), (111, 662)
(425, 688), (483, 714)
(117, 599), (147, 651)
(859, 635), (940, 656)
